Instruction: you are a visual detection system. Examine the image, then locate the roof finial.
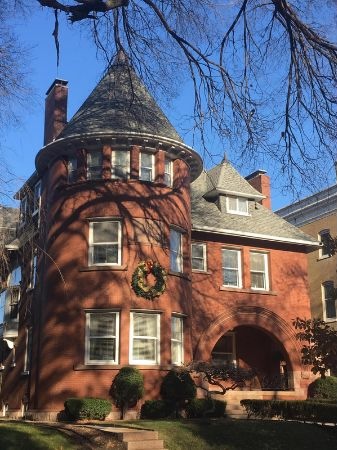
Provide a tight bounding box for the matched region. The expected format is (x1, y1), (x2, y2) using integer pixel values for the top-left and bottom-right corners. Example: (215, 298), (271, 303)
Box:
(221, 152), (228, 164)
(113, 49), (129, 66)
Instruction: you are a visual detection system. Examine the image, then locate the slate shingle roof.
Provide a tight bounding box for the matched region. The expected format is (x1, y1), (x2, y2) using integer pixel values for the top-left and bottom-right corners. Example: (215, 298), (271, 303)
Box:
(191, 165), (319, 246)
(205, 161), (264, 200)
(58, 56), (182, 143)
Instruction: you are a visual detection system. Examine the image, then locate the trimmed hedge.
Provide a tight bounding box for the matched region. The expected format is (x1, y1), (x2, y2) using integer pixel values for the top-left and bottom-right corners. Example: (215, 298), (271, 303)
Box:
(140, 400), (174, 419)
(64, 397), (112, 421)
(110, 366), (144, 419)
(186, 398), (226, 418)
(160, 370), (196, 413)
(240, 399), (337, 423)
(308, 376), (337, 400)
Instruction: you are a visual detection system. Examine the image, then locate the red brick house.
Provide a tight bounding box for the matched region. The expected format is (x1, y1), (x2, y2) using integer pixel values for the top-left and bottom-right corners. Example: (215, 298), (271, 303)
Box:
(0, 56), (319, 419)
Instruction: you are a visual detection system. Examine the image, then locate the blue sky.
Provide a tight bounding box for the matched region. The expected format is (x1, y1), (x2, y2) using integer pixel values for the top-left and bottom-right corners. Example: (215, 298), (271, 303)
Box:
(2, 6), (335, 210)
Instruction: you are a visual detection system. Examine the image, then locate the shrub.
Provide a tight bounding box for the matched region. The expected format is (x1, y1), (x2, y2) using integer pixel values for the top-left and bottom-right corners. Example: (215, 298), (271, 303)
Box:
(160, 369), (196, 416)
(140, 400), (174, 419)
(240, 399), (337, 424)
(186, 398), (226, 418)
(110, 367), (144, 419)
(64, 397), (111, 421)
(308, 376), (337, 400)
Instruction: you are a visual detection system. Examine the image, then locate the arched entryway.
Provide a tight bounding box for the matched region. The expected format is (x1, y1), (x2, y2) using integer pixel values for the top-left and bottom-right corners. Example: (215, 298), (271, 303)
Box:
(211, 326), (292, 390)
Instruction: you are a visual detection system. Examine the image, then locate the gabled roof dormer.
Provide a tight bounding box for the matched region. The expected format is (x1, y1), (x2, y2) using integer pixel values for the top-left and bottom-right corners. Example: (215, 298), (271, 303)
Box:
(203, 159), (264, 215)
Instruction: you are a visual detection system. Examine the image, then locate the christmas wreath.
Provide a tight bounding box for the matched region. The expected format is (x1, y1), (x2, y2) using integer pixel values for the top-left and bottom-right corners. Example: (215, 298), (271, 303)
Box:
(131, 260), (167, 300)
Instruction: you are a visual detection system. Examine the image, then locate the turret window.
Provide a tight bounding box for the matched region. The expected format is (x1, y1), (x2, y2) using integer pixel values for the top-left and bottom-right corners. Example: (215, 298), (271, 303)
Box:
(130, 312), (160, 365)
(68, 157), (78, 183)
(85, 312), (119, 364)
(171, 316), (184, 365)
(89, 220), (122, 266)
(170, 228), (183, 273)
(111, 150), (129, 179)
(87, 151), (102, 180)
(140, 152), (154, 182)
(164, 158), (173, 186)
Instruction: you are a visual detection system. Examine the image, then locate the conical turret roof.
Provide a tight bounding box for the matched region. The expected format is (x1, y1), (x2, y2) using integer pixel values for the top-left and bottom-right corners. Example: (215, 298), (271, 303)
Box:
(58, 54), (182, 142)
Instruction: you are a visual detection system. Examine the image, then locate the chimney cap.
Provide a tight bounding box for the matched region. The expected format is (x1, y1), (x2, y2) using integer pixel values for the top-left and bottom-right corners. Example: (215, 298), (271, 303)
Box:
(45, 79), (68, 96)
(245, 169), (267, 181)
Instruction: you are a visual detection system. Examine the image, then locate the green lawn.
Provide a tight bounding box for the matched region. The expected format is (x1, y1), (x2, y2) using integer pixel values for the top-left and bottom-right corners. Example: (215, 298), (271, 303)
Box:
(120, 419), (337, 450)
(0, 422), (78, 450)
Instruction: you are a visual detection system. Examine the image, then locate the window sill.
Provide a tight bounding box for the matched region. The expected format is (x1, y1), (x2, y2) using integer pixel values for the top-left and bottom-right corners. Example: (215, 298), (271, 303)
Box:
(219, 286), (277, 296)
(79, 264), (127, 272)
(169, 270), (190, 280)
(74, 364), (173, 371)
(192, 269), (211, 274)
(317, 255), (331, 261)
(324, 318), (337, 323)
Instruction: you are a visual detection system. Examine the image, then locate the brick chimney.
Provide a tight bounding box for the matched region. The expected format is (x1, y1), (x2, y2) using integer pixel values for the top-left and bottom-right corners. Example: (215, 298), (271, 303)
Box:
(44, 79), (68, 146)
(246, 169), (271, 209)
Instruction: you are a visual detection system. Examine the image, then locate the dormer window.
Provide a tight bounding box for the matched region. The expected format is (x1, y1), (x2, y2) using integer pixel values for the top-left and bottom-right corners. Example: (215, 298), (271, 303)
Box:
(227, 196), (248, 215)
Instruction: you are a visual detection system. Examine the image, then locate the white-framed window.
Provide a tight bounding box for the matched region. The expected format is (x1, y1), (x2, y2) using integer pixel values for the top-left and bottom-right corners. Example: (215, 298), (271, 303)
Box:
(139, 152), (154, 182)
(130, 312), (160, 365)
(170, 228), (183, 273)
(32, 181), (41, 217)
(164, 158), (173, 186)
(87, 150), (102, 180)
(191, 243), (207, 271)
(89, 220), (122, 266)
(85, 311), (119, 364)
(250, 251), (269, 290)
(211, 332), (236, 366)
(322, 281), (336, 320)
(23, 327), (33, 373)
(171, 316), (184, 365)
(68, 157), (78, 183)
(227, 196), (249, 215)
(222, 248), (242, 288)
(111, 150), (130, 179)
(319, 229), (331, 258)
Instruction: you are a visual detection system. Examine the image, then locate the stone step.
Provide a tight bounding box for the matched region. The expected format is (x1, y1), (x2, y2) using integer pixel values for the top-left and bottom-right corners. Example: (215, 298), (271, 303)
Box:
(118, 430), (159, 442)
(123, 439), (165, 450)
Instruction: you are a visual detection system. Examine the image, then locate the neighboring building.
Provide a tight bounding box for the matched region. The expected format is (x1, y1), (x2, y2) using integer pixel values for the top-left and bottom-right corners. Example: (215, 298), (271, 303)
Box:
(0, 55), (319, 420)
(277, 185), (337, 330)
